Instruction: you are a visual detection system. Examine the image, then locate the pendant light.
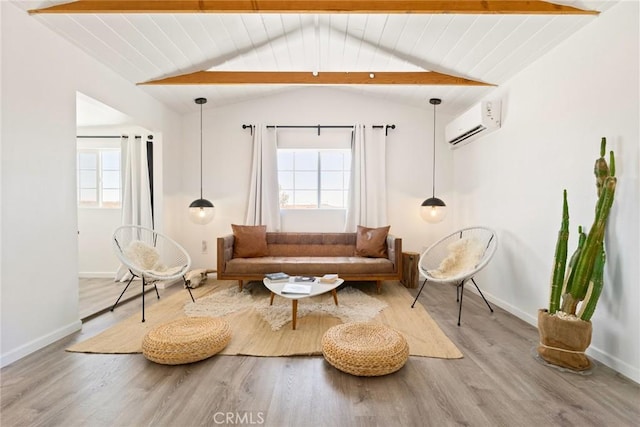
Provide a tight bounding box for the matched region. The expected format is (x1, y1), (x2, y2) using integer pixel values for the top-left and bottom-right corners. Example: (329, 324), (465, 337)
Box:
(188, 97), (215, 224)
(420, 98), (447, 223)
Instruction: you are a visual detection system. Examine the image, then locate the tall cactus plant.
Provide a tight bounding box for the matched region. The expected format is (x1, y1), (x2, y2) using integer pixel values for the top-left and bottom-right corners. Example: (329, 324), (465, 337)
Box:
(548, 138), (617, 321)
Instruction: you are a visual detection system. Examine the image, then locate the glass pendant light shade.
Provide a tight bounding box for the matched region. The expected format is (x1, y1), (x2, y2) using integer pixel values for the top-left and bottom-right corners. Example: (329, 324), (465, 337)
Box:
(189, 198), (215, 225)
(421, 97), (447, 224)
(189, 97), (215, 225)
(420, 197), (447, 223)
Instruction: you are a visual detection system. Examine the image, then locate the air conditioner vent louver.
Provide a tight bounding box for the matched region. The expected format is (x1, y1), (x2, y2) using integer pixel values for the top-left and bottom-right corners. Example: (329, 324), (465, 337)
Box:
(448, 124), (486, 146)
(445, 100), (501, 149)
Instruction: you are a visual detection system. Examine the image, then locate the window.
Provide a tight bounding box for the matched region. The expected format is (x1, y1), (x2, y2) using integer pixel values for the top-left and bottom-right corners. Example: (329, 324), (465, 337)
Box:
(278, 149), (351, 209)
(77, 148), (121, 208)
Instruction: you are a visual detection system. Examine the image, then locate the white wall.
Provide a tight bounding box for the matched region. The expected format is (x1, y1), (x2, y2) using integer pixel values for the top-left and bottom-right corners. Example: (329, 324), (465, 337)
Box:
(76, 133), (121, 277)
(77, 208), (121, 276)
(177, 87), (455, 269)
(0, 3), (182, 366)
(452, 2), (639, 382)
(0, 3), (3, 340)
(75, 127), (155, 277)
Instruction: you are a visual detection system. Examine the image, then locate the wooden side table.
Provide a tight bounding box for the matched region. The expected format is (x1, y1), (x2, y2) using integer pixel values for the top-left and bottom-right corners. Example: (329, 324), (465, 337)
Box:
(401, 251), (420, 288)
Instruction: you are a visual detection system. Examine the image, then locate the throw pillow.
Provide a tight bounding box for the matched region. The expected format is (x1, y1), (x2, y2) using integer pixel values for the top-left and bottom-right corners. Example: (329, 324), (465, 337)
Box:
(355, 225), (390, 258)
(428, 238), (485, 280)
(232, 224), (269, 258)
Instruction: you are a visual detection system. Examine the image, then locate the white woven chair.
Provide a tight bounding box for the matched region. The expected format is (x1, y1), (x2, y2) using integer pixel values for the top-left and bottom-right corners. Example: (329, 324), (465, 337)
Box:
(112, 225), (193, 322)
(411, 226), (497, 326)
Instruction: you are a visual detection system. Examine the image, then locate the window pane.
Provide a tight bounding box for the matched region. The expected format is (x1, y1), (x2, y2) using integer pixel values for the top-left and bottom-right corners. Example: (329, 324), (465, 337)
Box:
(78, 200), (98, 208)
(278, 171), (294, 189)
(102, 189), (120, 203)
(276, 148), (350, 210)
(101, 151), (120, 170)
(321, 151), (345, 170)
(294, 151), (318, 170)
(102, 171), (120, 189)
(320, 190), (346, 208)
(294, 190), (318, 208)
(77, 147), (122, 208)
(79, 170), (97, 187)
(79, 188), (97, 202)
(294, 171), (317, 190)
(78, 152), (97, 169)
(280, 190), (293, 208)
(321, 171), (344, 190)
(278, 151), (294, 169)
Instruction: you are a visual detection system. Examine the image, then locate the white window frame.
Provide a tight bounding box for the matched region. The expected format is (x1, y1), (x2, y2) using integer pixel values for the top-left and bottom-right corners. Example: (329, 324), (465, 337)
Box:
(77, 147), (122, 209)
(277, 148), (351, 210)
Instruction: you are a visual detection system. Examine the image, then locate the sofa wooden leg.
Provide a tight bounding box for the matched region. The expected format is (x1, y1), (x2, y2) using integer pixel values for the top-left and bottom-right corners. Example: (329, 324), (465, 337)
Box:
(238, 280), (244, 292)
(376, 281), (382, 294)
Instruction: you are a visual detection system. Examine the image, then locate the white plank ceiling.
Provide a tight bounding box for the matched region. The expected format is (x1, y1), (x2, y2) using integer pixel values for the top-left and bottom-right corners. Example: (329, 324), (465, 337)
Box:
(15, 1), (615, 117)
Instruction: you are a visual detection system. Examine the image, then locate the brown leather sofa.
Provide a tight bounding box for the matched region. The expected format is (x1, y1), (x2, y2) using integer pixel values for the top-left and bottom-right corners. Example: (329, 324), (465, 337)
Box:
(217, 232), (402, 293)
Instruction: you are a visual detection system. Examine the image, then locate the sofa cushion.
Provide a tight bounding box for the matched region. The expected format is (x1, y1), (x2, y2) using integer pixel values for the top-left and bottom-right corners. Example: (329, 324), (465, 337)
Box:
(265, 232), (356, 257)
(355, 225), (390, 258)
(225, 256), (394, 275)
(231, 224), (269, 258)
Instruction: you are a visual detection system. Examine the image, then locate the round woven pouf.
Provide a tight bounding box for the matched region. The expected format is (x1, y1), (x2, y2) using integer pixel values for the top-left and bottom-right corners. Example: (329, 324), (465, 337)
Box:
(321, 322), (409, 376)
(142, 317), (231, 365)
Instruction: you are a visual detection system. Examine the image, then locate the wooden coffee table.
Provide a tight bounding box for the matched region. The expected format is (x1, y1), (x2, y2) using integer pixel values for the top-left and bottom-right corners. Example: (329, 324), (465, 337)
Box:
(263, 277), (344, 330)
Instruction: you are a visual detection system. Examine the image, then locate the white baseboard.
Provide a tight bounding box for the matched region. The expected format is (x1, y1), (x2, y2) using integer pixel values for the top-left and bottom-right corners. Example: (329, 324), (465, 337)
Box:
(156, 272), (218, 289)
(78, 272), (114, 279)
(78, 275), (188, 290)
(586, 345), (640, 384)
(478, 289), (538, 326)
(1, 320), (82, 368)
(475, 288), (639, 384)
(156, 278), (182, 289)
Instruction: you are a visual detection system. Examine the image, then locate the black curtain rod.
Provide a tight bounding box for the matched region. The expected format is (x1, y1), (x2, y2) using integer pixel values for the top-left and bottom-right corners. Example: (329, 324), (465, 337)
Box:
(77, 135), (142, 139)
(77, 135), (154, 140)
(241, 124), (396, 136)
(77, 135), (126, 139)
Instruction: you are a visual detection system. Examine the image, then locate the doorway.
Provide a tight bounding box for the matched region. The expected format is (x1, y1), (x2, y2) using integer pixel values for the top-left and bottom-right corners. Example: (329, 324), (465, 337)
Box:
(76, 92), (152, 319)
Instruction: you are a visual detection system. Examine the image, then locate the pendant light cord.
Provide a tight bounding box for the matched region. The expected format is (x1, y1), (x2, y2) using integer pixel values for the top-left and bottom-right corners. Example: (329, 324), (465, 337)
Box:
(432, 102), (436, 198)
(199, 101), (203, 200)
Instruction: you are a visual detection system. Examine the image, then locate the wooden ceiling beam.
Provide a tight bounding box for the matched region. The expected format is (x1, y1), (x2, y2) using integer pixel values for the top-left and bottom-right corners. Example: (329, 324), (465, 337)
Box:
(139, 71), (494, 86)
(29, 1), (599, 15)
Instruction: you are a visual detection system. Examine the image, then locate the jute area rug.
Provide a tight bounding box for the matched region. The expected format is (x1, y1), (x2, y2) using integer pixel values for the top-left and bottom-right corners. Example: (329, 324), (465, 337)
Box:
(67, 280), (462, 359)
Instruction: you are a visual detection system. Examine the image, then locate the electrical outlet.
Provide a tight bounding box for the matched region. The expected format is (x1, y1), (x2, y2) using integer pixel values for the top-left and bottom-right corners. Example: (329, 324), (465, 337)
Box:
(201, 240), (208, 254)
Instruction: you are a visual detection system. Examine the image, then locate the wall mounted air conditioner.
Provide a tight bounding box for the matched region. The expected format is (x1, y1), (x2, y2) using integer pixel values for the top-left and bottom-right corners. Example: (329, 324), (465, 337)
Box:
(445, 100), (502, 148)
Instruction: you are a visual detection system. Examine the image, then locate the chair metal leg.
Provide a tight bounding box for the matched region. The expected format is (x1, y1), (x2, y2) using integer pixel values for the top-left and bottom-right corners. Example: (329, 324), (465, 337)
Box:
(457, 282), (465, 326)
(471, 278), (494, 313)
(141, 277), (146, 323)
(411, 277), (429, 308)
(142, 279), (168, 323)
(184, 276), (195, 303)
(111, 274), (135, 312)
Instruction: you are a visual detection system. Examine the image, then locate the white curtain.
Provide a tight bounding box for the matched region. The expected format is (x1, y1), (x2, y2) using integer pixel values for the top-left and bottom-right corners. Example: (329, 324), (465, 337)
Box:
(344, 124), (388, 231)
(245, 124), (281, 231)
(116, 135), (153, 280)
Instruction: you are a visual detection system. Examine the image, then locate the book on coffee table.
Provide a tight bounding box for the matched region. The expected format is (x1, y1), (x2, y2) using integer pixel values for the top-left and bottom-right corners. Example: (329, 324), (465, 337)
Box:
(320, 274), (339, 284)
(265, 272), (290, 282)
(281, 283), (312, 294)
(294, 276), (316, 283)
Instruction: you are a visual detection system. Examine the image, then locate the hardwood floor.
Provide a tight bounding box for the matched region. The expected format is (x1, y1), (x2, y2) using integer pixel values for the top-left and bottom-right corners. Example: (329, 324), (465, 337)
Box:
(2, 281), (638, 426)
(78, 277), (150, 320)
